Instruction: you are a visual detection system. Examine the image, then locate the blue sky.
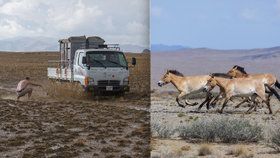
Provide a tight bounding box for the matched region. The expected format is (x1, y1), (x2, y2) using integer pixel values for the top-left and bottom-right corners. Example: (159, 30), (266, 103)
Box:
(151, 0), (280, 49)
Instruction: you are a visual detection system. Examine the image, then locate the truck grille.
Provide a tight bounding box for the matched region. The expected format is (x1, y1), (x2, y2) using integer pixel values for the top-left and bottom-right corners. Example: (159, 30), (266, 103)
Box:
(98, 80), (120, 86)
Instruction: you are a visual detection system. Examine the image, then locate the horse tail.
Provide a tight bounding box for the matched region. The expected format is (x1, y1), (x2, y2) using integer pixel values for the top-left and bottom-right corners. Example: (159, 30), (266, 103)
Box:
(275, 80), (280, 89)
(266, 84), (280, 101)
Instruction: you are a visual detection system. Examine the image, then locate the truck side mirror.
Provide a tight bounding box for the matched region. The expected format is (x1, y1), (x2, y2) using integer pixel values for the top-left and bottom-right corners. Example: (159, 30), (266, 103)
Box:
(132, 57), (136, 66)
(82, 57), (87, 64)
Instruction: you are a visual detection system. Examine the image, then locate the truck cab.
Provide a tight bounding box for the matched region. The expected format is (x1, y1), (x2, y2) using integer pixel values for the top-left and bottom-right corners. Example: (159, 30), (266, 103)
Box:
(74, 49), (132, 93)
(47, 36), (136, 94)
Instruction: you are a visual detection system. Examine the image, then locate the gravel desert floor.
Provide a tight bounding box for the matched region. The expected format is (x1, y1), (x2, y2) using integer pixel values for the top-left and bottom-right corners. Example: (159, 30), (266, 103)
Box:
(0, 52), (150, 158)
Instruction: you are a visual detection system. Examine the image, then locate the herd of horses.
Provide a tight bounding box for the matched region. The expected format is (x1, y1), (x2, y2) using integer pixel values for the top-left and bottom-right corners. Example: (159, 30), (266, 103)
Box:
(158, 65), (280, 114)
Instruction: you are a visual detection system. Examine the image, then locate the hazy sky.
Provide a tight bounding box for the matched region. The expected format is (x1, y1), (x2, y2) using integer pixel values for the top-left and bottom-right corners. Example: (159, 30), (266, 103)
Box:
(151, 0), (280, 49)
(0, 0), (149, 47)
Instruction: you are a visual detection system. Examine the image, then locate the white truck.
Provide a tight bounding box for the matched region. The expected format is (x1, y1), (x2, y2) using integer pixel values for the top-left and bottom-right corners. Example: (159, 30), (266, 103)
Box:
(47, 36), (136, 94)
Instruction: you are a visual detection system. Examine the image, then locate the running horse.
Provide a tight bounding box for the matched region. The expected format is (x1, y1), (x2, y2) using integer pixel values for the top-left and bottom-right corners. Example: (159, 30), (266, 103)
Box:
(227, 65), (280, 108)
(204, 73), (280, 114)
(158, 70), (214, 110)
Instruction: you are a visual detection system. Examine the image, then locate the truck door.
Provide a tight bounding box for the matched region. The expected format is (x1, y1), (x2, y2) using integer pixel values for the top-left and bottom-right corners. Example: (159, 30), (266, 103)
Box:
(74, 52), (85, 84)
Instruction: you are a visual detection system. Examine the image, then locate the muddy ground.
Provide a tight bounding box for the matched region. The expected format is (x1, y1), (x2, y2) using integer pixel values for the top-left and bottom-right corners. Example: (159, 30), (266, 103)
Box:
(151, 90), (280, 158)
(0, 52), (150, 158)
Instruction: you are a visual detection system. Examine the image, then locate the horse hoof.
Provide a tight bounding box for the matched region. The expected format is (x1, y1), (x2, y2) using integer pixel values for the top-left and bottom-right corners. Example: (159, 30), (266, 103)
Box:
(178, 104), (185, 108)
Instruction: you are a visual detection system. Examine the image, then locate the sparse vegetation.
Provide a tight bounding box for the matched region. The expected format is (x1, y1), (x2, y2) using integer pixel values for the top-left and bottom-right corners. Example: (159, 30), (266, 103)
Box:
(181, 145), (191, 151)
(179, 117), (263, 143)
(198, 144), (212, 156)
(46, 81), (86, 99)
(177, 112), (185, 117)
(227, 145), (254, 158)
(268, 126), (280, 152)
(151, 123), (175, 138)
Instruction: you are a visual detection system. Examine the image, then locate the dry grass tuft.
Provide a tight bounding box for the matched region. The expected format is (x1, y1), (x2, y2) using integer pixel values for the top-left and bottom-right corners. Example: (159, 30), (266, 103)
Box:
(177, 112), (185, 117)
(227, 145), (253, 158)
(45, 80), (86, 100)
(181, 145), (191, 151)
(268, 126), (280, 152)
(179, 117), (263, 143)
(198, 144), (212, 156)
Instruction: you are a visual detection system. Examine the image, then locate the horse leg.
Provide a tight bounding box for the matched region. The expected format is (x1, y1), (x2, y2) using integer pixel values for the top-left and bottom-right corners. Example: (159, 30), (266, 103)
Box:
(176, 92), (187, 108)
(219, 98), (229, 113)
(265, 84), (280, 101)
(198, 92), (213, 110)
(246, 94), (258, 114)
(264, 98), (272, 114)
(185, 99), (198, 106)
(256, 89), (273, 114)
(263, 92), (273, 112)
(267, 92), (272, 102)
(235, 97), (250, 108)
(197, 97), (208, 110)
(206, 92), (214, 110)
(210, 92), (222, 107)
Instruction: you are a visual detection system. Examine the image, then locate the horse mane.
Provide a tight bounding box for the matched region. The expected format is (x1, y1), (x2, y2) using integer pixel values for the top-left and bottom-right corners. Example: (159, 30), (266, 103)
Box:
(168, 70), (184, 77)
(211, 73), (233, 79)
(233, 65), (248, 74)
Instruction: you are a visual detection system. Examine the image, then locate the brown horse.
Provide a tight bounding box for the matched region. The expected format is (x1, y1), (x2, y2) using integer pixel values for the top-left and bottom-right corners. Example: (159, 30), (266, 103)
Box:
(204, 74), (273, 114)
(227, 65), (280, 108)
(158, 70), (214, 109)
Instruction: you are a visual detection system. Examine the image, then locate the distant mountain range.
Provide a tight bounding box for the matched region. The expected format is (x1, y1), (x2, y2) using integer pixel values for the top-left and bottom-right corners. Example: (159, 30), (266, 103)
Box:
(0, 36), (148, 53)
(120, 44), (148, 53)
(0, 37), (58, 52)
(151, 44), (188, 52)
(152, 45), (280, 60)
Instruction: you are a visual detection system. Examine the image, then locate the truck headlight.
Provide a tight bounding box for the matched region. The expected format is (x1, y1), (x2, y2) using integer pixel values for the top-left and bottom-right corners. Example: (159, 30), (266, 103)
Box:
(123, 77), (129, 85)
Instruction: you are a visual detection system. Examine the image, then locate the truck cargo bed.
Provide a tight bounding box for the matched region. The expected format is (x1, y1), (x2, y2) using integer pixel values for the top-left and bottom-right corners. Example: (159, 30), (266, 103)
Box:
(47, 68), (73, 81)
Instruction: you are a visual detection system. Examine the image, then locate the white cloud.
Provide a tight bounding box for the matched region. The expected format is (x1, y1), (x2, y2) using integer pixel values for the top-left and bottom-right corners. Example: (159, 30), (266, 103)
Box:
(0, 0), (149, 47)
(0, 19), (42, 38)
(48, 0), (103, 31)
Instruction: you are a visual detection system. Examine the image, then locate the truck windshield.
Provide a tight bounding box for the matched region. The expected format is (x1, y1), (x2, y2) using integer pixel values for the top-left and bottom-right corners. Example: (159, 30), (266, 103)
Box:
(86, 51), (128, 68)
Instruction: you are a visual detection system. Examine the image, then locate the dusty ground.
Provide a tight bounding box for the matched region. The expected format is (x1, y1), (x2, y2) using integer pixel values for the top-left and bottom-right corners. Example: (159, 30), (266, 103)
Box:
(0, 52), (150, 158)
(152, 139), (279, 158)
(151, 90), (280, 158)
